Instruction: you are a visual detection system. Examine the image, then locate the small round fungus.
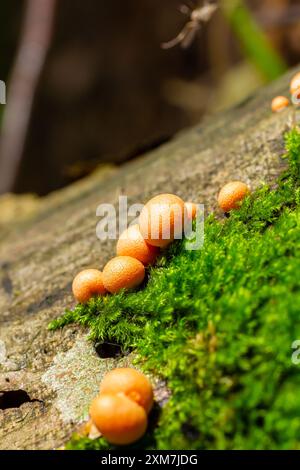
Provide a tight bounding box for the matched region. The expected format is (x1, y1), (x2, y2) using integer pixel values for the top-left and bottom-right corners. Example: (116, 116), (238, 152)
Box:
(102, 256), (145, 294)
(218, 181), (250, 212)
(271, 96), (290, 113)
(290, 72), (300, 104)
(72, 269), (106, 303)
(290, 72), (300, 96)
(117, 224), (159, 266)
(100, 367), (154, 414)
(89, 393), (147, 445)
(139, 193), (185, 248)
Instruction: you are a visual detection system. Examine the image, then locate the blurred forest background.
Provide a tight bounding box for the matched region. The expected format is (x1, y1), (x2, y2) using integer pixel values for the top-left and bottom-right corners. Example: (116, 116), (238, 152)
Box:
(0, 0), (300, 197)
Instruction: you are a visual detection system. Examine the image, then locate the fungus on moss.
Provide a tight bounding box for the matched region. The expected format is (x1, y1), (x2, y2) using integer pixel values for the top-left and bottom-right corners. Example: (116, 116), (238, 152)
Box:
(51, 129), (300, 450)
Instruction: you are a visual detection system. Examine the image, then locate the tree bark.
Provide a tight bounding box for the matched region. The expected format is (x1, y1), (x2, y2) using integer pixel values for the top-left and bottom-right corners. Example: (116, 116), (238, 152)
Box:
(0, 67), (297, 449)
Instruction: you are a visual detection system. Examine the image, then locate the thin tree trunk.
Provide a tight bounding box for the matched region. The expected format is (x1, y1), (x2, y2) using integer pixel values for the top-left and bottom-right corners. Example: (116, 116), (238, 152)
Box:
(0, 0), (57, 194)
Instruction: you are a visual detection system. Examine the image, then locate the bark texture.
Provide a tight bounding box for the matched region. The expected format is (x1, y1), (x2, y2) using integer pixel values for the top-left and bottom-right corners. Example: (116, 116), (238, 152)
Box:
(0, 67), (298, 449)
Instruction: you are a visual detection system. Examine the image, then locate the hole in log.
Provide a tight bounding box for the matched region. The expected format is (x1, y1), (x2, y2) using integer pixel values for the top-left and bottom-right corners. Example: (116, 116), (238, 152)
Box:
(0, 390), (41, 410)
(181, 422), (200, 441)
(1, 275), (13, 295)
(94, 342), (131, 359)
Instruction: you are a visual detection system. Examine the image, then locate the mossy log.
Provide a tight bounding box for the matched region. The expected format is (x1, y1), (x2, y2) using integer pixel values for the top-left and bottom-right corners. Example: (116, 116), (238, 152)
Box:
(0, 67), (298, 449)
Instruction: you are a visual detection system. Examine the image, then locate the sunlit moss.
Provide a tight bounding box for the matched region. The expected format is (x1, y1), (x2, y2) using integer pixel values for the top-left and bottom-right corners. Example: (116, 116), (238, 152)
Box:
(51, 129), (300, 450)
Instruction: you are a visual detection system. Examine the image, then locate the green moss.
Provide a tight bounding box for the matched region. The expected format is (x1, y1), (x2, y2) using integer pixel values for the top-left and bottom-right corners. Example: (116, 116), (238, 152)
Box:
(51, 129), (300, 450)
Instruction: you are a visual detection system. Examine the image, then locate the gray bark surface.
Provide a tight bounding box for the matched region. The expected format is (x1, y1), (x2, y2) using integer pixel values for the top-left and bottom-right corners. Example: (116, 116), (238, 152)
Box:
(0, 68), (297, 449)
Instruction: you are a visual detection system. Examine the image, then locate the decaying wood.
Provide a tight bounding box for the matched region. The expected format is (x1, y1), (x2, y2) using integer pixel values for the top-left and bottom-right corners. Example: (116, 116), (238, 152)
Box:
(0, 68), (298, 449)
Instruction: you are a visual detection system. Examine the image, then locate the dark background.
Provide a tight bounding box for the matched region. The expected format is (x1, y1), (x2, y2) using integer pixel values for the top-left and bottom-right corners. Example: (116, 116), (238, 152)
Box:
(1, 0), (300, 195)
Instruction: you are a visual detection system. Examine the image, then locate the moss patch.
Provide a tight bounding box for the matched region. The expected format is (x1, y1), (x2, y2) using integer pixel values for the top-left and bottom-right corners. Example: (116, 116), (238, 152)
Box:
(50, 129), (300, 450)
